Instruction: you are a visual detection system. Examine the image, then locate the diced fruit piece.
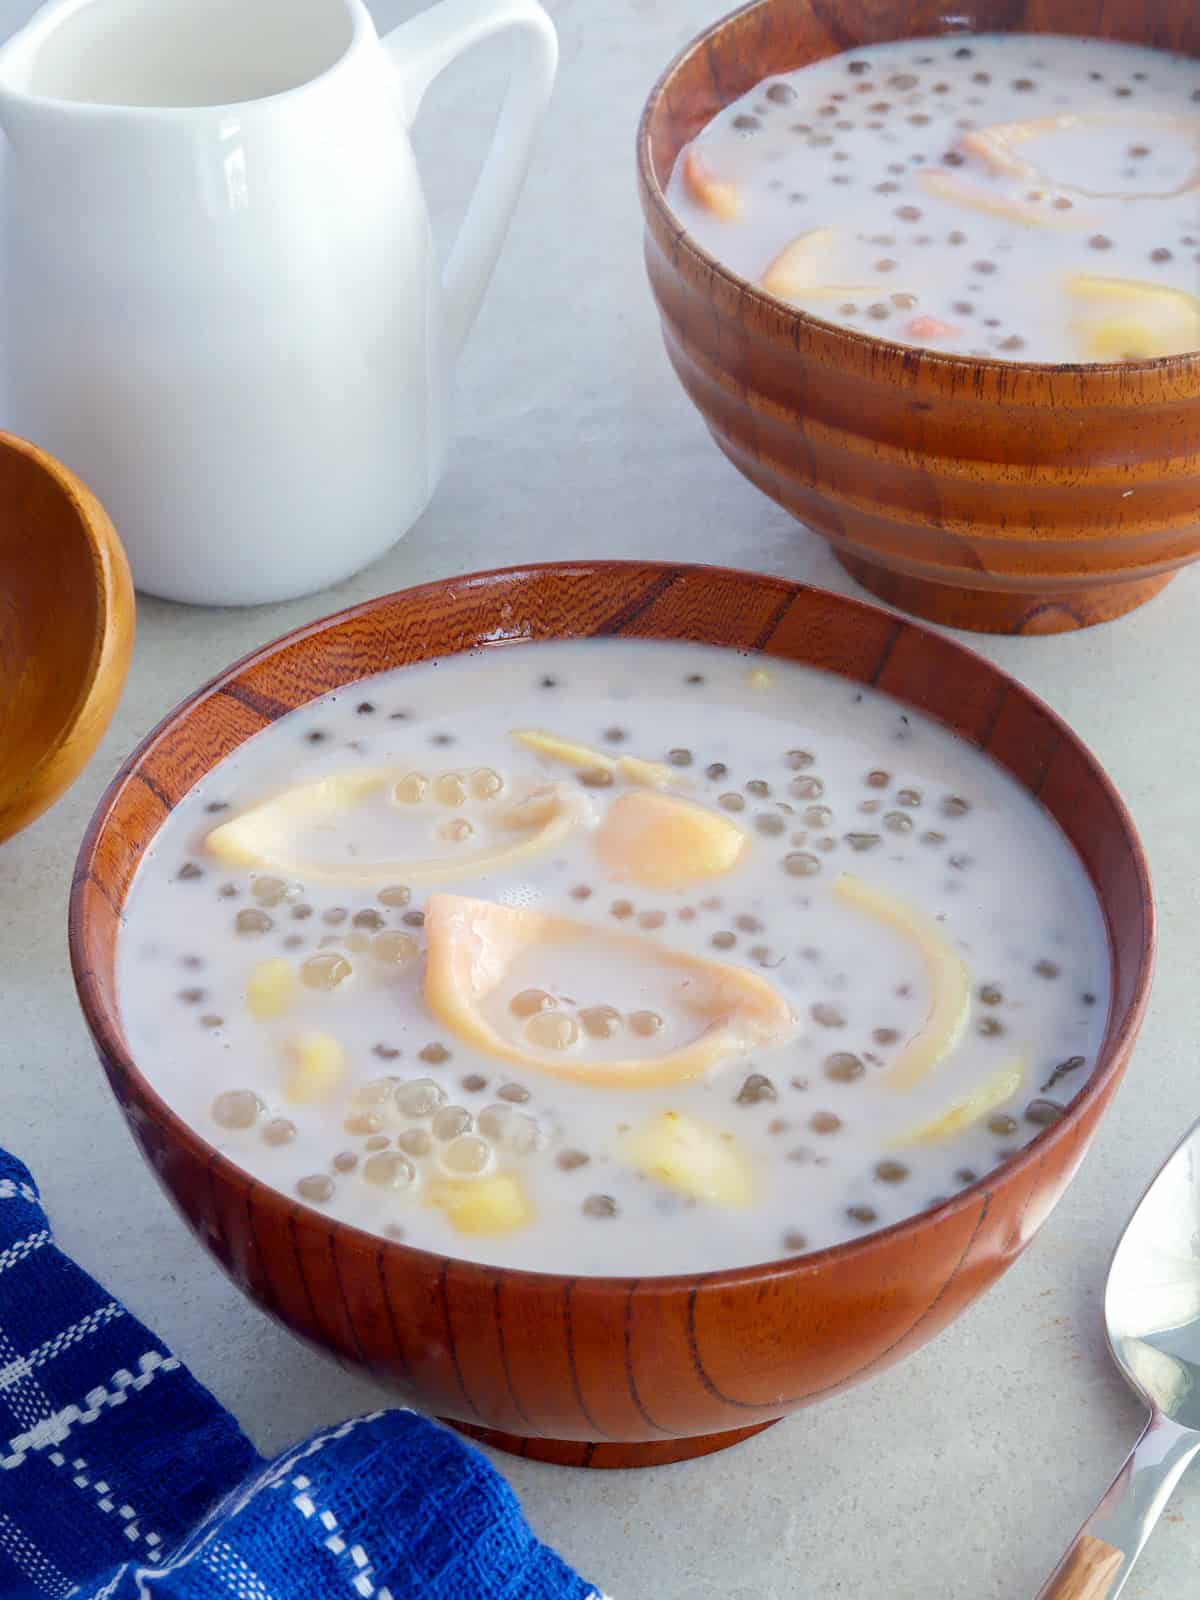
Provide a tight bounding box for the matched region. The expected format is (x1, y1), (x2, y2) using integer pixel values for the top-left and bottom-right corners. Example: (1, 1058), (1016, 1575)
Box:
(833, 873), (970, 1090)
(423, 894), (795, 1088)
(1066, 275), (1200, 360)
(511, 729), (673, 788)
(905, 316), (962, 343)
(596, 790), (747, 890)
(624, 1112), (752, 1209)
(246, 958), (296, 1021)
(894, 1062), (1025, 1146)
(760, 228), (838, 299)
(204, 769), (588, 885)
(681, 146), (740, 220)
(206, 771), (388, 866)
(284, 1031), (346, 1104)
(918, 168), (1088, 228)
(427, 1172), (532, 1235)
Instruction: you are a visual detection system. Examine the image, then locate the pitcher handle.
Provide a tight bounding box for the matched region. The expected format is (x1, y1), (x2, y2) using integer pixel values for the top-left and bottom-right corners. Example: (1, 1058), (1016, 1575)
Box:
(383, 0), (557, 358)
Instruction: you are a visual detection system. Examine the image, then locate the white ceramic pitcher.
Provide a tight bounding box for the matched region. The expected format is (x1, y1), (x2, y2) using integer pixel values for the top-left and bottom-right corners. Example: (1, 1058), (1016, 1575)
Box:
(0, 0), (556, 606)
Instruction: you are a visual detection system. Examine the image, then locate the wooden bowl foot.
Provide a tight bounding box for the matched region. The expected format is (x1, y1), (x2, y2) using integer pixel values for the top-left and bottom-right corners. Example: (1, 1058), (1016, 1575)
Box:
(835, 553), (1176, 635)
(442, 1416), (780, 1468)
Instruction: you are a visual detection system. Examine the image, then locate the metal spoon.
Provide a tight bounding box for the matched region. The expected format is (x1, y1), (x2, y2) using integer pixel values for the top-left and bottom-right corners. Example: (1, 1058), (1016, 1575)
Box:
(1037, 1118), (1200, 1599)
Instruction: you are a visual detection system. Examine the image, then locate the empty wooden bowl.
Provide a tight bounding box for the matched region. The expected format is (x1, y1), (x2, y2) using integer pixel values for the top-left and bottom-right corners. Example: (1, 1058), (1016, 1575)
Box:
(70, 563), (1152, 1467)
(0, 432), (134, 843)
(638, 0), (1200, 634)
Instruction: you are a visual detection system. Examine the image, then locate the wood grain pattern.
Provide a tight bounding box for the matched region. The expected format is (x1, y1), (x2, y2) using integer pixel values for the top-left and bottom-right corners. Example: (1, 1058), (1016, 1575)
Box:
(637, 0), (1200, 634)
(68, 563), (1154, 1467)
(1040, 1535), (1124, 1599)
(0, 432), (134, 842)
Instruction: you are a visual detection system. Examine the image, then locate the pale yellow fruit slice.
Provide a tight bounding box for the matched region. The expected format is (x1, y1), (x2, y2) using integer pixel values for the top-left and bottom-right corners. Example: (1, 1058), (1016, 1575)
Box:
(284, 1032), (346, 1104)
(511, 729), (673, 788)
(624, 1111), (753, 1209)
(681, 146), (740, 220)
(760, 228), (838, 298)
(960, 115), (1078, 179)
(596, 789), (748, 890)
(918, 168), (1088, 229)
(423, 894), (796, 1088)
(961, 114), (1200, 200)
(204, 773), (588, 886)
(427, 1172), (532, 1236)
(893, 1060), (1025, 1147)
(833, 873), (970, 1091)
(1066, 275), (1200, 360)
(246, 958), (296, 1021)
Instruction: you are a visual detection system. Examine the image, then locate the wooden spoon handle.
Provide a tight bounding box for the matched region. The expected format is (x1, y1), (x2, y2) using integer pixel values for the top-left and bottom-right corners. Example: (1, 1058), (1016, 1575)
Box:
(1038, 1536), (1123, 1600)
(1034, 1414), (1200, 1600)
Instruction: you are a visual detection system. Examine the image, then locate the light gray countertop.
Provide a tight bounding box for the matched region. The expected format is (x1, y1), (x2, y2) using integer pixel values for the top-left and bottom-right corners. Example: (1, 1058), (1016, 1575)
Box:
(1, 1), (1197, 1595)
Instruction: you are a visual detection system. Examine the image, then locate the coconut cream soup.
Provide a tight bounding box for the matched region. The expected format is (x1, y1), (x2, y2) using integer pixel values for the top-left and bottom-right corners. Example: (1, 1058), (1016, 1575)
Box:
(666, 34), (1200, 362)
(116, 640), (1109, 1274)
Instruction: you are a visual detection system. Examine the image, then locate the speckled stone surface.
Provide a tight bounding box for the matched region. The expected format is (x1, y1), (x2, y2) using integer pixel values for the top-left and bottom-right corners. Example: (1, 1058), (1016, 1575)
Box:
(0, 1), (1196, 1595)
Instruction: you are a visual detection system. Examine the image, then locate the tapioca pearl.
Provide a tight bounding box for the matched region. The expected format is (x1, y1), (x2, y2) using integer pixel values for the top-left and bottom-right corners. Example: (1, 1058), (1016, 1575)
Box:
(1035, 959), (1061, 980)
(557, 1148), (590, 1172)
(710, 930), (737, 952)
(784, 851), (821, 878)
(891, 292), (918, 310)
(357, 1076), (400, 1107)
(460, 1073), (488, 1095)
(322, 907), (348, 926)
(732, 113), (761, 132)
(832, 150), (851, 162)
(402, 910), (425, 929)
(396, 1078), (446, 1117)
(418, 1043), (452, 1068)
(297, 1174), (335, 1203)
(1089, 234), (1114, 251)
(824, 1052), (865, 1083)
(300, 952), (352, 991)
(610, 899), (635, 921)
(364, 1151), (417, 1190)
(177, 861), (206, 883)
(432, 1105), (473, 1141)
(638, 909), (667, 929)
(810, 1003), (845, 1028)
(345, 1111), (385, 1136)
(212, 1090), (262, 1129)
(1113, 86), (1132, 98)
(252, 875), (289, 906)
(977, 1016), (1006, 1038)
(583, 1194), (618, 1219)
(972, 260), (998, 278)
(756, 814), (786, 838)
(719, 792), (746, 813)
(1150, 248), (1173, 263)
(858, 799), (881, 816)
(874, 258), (898, 274)
(510, 988), (554, 1019)
(235, 908), (273, 935)
(580, 1005), (622, 1039)
(736, 1072), (777, 1105)
(570, 883), (592, 902)
(790, 774), (825, 801)
(1025, 1098), (1064, 1128)
(908, 113), (931, 126)
(846, 832), (881, 852)
(667, 747), (693, 767)
(629, 1010), (664, 1038)
(809, 1110), (843, 1136)
(872, 1027), (900, 1046)
(365, 1134), (391, 1152)
(398, 1128), (433, 1157)
(839, 303), (860, 318)
(988, 1113), (1018, 1138)
(874, 181), (901, 195)
(677, 906), (697, 923)
(882, 811), (913, 835)
(430, 732), (455, 748)
(846, 1204), (877, 1225)
(178, 986), (207, 1006)
(1082, 991), (1098, 1007)
(262, 1117), (296, 1147)
(705, 761), (729, 781)
(745, 779), (771, 799)
(1011, 77), (1036, 91)
(370, 931), (420, 970)
(394, 773), (428, 805)
(782, 1230), (808, 1252)
(198, 1013), (224, 1029)
(578, 765), (614, 791)
(874, 1159), (909, 1184)
(765, 81), (796, 104)
(332, 1150), (359, 1174)
(496, 1082), (531, 1105)
(525, 1012), (580, 1050)
(372, 1043), (401, 1062)
(378, 884), (412, 908)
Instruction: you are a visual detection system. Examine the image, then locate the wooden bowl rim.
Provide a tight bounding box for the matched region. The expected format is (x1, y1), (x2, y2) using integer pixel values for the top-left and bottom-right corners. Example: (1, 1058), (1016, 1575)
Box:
(70, 560), (1155, 1294)
(636, 0), (1200, 383)
(0, 430), (134, 842)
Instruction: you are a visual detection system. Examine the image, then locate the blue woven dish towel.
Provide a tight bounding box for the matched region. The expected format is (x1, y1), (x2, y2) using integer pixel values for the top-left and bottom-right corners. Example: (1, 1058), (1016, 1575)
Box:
(0, 1149), (603, 1600)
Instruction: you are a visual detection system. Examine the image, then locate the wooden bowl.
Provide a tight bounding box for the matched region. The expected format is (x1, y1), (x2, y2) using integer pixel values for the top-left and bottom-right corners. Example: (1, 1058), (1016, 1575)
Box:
(0, 432), (134, 843)
(70, 563), (1153, 1467)
(637, 0), (1200, 635)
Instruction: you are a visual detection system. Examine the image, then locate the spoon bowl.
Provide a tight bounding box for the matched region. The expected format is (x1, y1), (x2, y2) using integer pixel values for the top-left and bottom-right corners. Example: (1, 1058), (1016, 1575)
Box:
(1039, 1119), (1200, 1598)
(0, 432), (135, 844)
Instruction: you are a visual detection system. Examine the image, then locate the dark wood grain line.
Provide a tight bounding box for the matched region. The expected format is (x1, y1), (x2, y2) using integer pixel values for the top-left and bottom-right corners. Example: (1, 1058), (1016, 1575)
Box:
(751, 589), (798, 653)
(288, 1205), (325, 1345)
(134, 769), (172, 813)
(219, 682), (292, 723)
(1032, 730), (1064, 797)
(592, 569), (685, 637)
(437, 1261), (484, 1423)
(205, 1149), (228, 1260)
(73, 866), (118, 918)
(868, 619), (905, 686)
(492, 1275), (533, 1430)
(243, 1182), (281, 1321)
(976, 683), (1010, 754)
(561, 1281), (611, 1439)
(328, 1230), (369, 1366)
(623, 1282), (678, 1436)
(373, 1245), (415, 1387)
